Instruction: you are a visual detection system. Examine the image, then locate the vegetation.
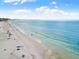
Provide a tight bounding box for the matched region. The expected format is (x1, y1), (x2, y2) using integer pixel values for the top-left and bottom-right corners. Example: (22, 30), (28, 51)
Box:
(0, 18), (10, 21)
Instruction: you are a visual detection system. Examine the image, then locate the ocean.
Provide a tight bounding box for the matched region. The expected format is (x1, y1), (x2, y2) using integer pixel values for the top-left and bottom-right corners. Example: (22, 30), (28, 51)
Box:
(12, 20), (79, 59)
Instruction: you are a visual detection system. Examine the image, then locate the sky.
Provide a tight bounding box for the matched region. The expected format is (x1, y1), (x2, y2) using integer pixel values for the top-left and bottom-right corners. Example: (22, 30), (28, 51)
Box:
(0, 0), (79, 20)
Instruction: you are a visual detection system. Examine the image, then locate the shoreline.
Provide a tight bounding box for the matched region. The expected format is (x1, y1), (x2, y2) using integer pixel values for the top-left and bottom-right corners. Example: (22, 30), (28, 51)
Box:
(9, 20), (47, 49)
(0, 20), (67, 59)
(7, 20), (48, 59)
(8, 20), (63, 59)
(1, 20), (79, 59)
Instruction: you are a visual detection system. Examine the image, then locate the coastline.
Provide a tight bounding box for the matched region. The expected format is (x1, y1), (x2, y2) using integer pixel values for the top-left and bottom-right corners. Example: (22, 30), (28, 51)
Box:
(2, 20), (79, 59)
(7, 21), (47, 59)
(8, 20), (63, 59)
(8, 20), (79, 59)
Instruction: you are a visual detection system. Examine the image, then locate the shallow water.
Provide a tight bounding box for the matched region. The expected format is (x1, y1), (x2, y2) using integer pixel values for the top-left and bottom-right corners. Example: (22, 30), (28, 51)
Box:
(13, 20), (79, 59)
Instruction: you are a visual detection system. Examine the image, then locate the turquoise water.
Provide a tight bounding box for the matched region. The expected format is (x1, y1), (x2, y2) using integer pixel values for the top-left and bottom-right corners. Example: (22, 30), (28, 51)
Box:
(13, 20), (79, 59)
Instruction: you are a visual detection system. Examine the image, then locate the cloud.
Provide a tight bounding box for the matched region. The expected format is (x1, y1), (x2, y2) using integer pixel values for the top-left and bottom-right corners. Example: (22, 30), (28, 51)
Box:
(49, 1), (58, 9)
(13, 9), (32, 14)
(1, 6), (79, 20)
(52, 1), (57, 5)
(35, 6), (79, 20)
(4, 0), (20, 3)
(4, 0), (36, 5)
(20, 0), (36, 4)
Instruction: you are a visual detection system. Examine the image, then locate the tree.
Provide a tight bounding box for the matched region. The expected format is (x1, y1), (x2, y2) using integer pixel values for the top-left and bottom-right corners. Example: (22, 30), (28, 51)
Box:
(0, 18), (10, 21)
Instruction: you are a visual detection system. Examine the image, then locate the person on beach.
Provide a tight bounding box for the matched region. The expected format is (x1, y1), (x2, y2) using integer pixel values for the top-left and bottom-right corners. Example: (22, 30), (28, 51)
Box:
(7, 30), (12, 39)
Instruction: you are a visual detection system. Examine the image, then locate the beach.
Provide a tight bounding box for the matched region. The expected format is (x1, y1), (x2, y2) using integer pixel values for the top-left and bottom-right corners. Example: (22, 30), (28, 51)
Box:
(0, 20), (62, 59)
(11, 20), (79, 59)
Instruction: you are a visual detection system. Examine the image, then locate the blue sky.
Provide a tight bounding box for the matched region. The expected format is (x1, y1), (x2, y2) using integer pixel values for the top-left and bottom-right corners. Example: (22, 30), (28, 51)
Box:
(0, 0), (79, 20)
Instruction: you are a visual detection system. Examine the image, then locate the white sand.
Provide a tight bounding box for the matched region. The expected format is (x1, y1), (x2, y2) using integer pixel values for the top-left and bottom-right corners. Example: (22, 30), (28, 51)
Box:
(0, 21), (46, 59)
(8, 21), (47, 59)
(0, 20), (61, 59)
